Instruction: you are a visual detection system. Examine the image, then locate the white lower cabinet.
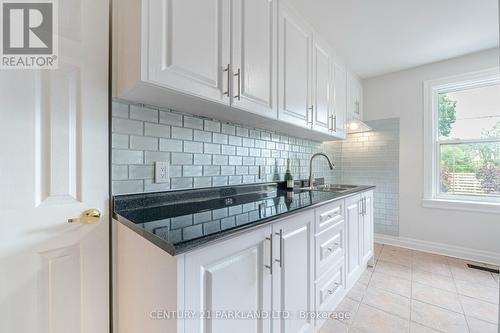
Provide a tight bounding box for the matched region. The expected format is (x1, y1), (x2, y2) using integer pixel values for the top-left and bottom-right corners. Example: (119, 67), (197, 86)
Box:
(176, 192), (374, 333)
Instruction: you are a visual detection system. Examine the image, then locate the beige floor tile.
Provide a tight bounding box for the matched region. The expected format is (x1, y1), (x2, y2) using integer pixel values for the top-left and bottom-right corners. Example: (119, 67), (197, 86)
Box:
(411, 300), (469, 333)
(333, 295), (359, 325)
(460, 294), (499, 325)
(455, 278), (499, 304)
(411, 282), (463, 313)
(409, 322), (443, 333)
(347, 281), (367, 302)
(369, 271), (412, 297)
(449, 261), (498, 288)
(413, 250), (447, 262)
(358, 268), (373, 286)
(375, 260), (412, 280)
(362, 286), (410, 319)
(467, 316), (499, 333)
(412, 260), (452, 277)
(351, 304), (410, 333)
(379, 250), (412, 267)
(318, 318), (349, 333)
(412, 268), (457, 292)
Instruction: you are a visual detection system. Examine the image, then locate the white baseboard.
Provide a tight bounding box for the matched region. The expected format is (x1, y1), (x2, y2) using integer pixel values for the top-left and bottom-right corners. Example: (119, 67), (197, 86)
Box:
(374, 233), (500, 266)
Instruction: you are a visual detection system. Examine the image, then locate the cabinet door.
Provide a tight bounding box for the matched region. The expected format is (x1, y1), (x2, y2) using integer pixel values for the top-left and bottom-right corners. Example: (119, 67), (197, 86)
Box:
(345, 194), (362, 287)
(147, 0), (230, 104)
(333, 63), (347, 138)
(183, 226), (272, 333)
(231, 0), (277, 119)
(347, 73), (362, 120)
(278, 2), (312, 128)
(311, 37), (333, 135)
(273, 211), (314, 333)
(361, 191), (374, 265)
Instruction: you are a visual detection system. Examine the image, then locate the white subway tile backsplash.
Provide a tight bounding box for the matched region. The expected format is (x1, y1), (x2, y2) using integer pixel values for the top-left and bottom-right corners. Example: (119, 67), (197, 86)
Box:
(129, 165), (154, 179)
(113, 150), (143, 164)
(112, 165), (128, 180)
(171, 127), (193, 140)
(212, 155), (228, 165)
(145, 151), (170, 164)
(113, 180), (143, 194)
(183, 165), (203, 177)
(221, 124), (236, 135)
(203, 165), (220, 176)
(113, 118), (143, 135)
(145, 123), (171, 138)
(112, 101), (129, 118)
(130, 105), (158, 123)
(171, 177), (193, 190)
(160, 111), (182, 126)
(183, 141), (203, 153)
(221, 145), (236, 156)
(213, 133), (228, 144)
(193, 154), (212, 165)
(171, 152), (193, 165)
(130, 136), (158, 151)
(160, 138), (183, 152)
(204, 143), (221, 155)
(183, 116), (203, 130)
(204, 120), (220, 133)
(193, 130), (212, 143)
(112, 134), (129, 149)
(193, 177), (212, 188)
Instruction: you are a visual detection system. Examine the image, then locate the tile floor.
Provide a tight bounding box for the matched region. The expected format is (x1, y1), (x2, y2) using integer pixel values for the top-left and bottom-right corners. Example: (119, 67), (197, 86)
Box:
(319, 243), (499, 333)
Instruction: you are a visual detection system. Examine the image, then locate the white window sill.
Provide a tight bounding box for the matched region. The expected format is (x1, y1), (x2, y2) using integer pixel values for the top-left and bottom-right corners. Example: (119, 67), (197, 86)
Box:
(422, 198), (500, 214)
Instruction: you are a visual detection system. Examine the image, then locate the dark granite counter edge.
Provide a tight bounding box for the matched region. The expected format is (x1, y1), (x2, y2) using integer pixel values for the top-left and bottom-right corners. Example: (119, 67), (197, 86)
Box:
(113, 185), (376, 256)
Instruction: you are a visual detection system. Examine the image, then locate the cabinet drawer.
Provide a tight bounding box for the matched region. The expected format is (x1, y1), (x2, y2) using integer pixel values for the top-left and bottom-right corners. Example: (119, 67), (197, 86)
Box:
(315, 259), (345, 312)
(315, 220), (344, 279)
(315, 200), (344, 234)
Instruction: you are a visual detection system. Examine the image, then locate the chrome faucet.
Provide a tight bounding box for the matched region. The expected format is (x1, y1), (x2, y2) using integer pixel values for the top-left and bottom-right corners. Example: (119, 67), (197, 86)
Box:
(308, 153), (335, 187)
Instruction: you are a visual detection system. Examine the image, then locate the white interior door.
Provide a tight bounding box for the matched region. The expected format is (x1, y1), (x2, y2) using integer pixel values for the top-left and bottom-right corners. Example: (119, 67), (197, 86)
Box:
(0, 0), (109, 332)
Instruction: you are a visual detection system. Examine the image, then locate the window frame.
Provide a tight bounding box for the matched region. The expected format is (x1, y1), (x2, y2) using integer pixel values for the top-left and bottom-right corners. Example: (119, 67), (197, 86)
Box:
(423, 68), (500, 213)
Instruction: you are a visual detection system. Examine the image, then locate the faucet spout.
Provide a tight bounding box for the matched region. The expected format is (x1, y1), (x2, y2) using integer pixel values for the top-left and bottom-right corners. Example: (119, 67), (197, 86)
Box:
(308, 153), (335, 187)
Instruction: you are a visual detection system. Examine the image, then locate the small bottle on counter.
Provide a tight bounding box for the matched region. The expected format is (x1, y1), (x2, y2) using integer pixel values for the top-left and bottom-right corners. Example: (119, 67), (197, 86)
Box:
(284, 159), (294, 189)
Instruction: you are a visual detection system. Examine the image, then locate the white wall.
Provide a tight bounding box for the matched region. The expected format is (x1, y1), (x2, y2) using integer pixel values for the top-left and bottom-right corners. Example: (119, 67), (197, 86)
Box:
(363, 48), (500, 261)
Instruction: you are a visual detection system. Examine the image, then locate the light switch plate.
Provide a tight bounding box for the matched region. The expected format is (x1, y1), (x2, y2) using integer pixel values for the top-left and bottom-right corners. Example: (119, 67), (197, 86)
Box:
(154, 161), (170, 183)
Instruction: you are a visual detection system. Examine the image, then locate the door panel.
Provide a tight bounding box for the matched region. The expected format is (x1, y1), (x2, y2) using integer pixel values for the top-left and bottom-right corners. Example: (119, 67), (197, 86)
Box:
(273, 211), (314, 333)
(312, 39), (332, 134)
(362, 192), (374, 265)
(278, 3), (312, 128)
(184, 226), (272, 333)
(345, 195), (361, 286)
(232, 0), (277, 119)
(147, 0), (230, 103)
(333, 63), (347, 138)
(0, 0), (109, 331)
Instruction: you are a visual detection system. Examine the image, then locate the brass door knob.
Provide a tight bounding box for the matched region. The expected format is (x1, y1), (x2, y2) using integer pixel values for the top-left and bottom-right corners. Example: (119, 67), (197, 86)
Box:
(68, 209), (101, 224)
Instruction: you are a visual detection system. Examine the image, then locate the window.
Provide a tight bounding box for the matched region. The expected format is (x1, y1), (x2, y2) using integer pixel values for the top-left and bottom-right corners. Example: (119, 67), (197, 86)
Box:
(424, 69), (500, 212)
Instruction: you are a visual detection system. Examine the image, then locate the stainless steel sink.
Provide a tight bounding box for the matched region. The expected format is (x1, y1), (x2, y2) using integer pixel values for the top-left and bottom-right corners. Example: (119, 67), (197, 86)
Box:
(300, 184), (358, 193)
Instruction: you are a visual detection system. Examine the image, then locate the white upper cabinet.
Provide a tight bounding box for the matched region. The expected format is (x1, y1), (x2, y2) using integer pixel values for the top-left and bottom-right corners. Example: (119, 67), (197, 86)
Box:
(231, 0), (278, 119)
(278, 1), (313, 129)
(348, 73), (363, 120)
(147, 0), (230, 104)
(311, 37), (333, 135)
(114, 0), (360, 141)
(333, 63), (347, 138)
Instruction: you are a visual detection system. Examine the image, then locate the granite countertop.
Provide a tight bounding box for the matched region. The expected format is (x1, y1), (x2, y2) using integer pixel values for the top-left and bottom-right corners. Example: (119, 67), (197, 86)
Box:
(113, 182), (375, 255)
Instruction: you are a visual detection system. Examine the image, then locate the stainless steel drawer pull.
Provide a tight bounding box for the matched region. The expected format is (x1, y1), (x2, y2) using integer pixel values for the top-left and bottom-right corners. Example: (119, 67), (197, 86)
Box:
(327, 282), (340, 295)
(223, 64), (230, 96)
(234, 68), (241, 100)
(275, 229), (283, 268)
(327, 242), (340, 252)
(265, 234), (273, 274)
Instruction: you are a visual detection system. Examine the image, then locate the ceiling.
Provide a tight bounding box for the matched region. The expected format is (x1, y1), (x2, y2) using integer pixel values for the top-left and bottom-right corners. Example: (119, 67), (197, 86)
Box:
(287, 0), (499, 78)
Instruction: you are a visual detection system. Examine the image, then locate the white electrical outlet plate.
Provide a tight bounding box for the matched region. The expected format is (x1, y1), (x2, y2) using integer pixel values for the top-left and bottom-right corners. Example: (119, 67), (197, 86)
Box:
(154, 161), (170, 183)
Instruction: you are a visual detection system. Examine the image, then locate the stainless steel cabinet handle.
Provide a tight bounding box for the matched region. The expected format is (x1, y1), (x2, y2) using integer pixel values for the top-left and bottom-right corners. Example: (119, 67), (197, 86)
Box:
(327, 242), (340, 252)
(307, 106), (314, 125)
(223, 64), (230, 97)
(234, 68), (241, 100)
(265, 233), (273, 274)
(328, 282), (340, 295)
(333, 115), (337, 132)
(275, 229), (283, 268)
